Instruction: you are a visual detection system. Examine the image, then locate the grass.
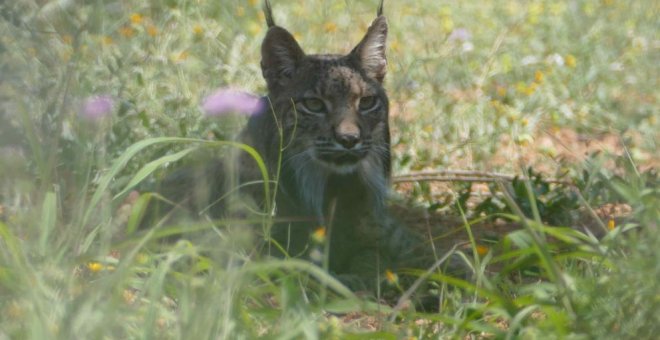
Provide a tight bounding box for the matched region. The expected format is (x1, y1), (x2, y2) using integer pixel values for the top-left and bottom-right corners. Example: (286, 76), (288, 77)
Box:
(1, 0), (658, 338)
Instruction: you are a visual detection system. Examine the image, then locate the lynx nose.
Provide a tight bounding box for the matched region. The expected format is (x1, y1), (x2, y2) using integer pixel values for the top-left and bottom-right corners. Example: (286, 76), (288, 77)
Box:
(335, 117), (361, 149)
(336, 132), (360, 149)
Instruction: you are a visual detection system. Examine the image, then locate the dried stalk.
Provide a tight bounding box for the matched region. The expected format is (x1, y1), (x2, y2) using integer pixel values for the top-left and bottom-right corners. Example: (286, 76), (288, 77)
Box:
(393, 170), (574, 186)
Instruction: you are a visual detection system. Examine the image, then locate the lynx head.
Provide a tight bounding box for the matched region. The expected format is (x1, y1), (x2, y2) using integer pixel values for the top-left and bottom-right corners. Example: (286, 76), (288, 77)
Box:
(259, 1), (390, 215)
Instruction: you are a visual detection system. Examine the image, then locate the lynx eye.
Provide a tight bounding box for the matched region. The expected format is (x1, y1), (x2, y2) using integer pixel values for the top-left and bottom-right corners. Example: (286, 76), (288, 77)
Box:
(299, 98), (326, 114)
(358, 96), (379, 113)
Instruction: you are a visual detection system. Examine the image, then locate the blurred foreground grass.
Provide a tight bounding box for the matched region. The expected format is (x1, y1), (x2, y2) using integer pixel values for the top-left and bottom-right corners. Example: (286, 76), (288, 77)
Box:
(0, 0), (658, 338)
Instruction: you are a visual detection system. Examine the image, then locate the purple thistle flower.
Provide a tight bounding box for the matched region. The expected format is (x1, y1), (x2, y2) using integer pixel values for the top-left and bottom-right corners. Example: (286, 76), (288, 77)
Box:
(202, 88), (264, 117)
(448, 28), (472, 42)
(80, 95), (114, 121)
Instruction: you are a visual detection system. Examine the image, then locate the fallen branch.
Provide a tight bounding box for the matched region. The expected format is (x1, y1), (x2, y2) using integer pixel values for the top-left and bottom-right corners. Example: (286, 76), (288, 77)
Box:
(392, 170), (574, 186)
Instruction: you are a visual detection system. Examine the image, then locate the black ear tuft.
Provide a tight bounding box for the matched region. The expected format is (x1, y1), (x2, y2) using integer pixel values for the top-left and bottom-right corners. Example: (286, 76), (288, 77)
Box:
(351, 15), (388, 82)
(261, 27), (305, 89)
(263, 0), (275, 28)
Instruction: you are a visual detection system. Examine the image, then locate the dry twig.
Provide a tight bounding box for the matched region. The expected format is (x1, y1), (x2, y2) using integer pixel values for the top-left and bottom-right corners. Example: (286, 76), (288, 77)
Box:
(393, 170), (574, 186)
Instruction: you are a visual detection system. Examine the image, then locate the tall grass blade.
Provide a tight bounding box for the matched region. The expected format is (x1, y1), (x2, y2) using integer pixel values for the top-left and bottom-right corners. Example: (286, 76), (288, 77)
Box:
(82, 137), (271, 228)
(38, 192), (57, 257)
(114, 146), (198, 200)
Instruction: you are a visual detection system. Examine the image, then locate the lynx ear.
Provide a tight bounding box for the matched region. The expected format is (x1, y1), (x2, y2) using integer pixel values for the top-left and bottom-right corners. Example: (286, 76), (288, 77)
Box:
(351, 15), (388, 82)
(261, 27), (305, 88)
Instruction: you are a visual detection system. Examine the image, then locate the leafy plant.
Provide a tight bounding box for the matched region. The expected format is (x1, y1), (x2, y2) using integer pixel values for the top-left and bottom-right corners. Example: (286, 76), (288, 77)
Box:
(472, 168), (580, 226)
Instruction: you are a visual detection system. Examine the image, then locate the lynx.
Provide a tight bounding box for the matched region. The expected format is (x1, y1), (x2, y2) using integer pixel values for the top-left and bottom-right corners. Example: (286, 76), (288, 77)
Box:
(158, 0), (417, 282)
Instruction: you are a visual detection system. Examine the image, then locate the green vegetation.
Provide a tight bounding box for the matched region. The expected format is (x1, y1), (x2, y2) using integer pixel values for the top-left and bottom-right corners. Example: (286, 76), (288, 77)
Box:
(1, 0), (658, 338)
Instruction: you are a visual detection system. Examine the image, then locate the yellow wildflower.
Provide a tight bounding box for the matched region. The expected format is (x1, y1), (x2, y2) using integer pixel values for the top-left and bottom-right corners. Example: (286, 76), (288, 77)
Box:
(146, 24), (158, 37)
(534, 70), (544, 84)
(528, 3), (544, 24)
(87, 262), (103, 272)
(476, 245), (489, 256)
(102, 36), (114, 45)
(193, 24), (204, 36)
(442, 18), (454, 33)
(521, 117), (529, 127)
(130, 13), (143, 25)
(390, 39), (400, 52)
(608, 219), (616, 230)
(516, 81), (537, 96)
(236, 6), (245, 17)
(248, 21), (262, 36)
(496, 85), (508, 98)
(324, 22), (338, 33)
(491, 99), (506, 114)
(248, 0), (258, 6)
(565, 54), (577, 68)
(515, 133), (534, 147)
(528, 82), (538, 93)
(174, 50), (189, 63)
(119, 26), (134, 38)
(312, 226), (326, 243)
(385, 269), (398, 285)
